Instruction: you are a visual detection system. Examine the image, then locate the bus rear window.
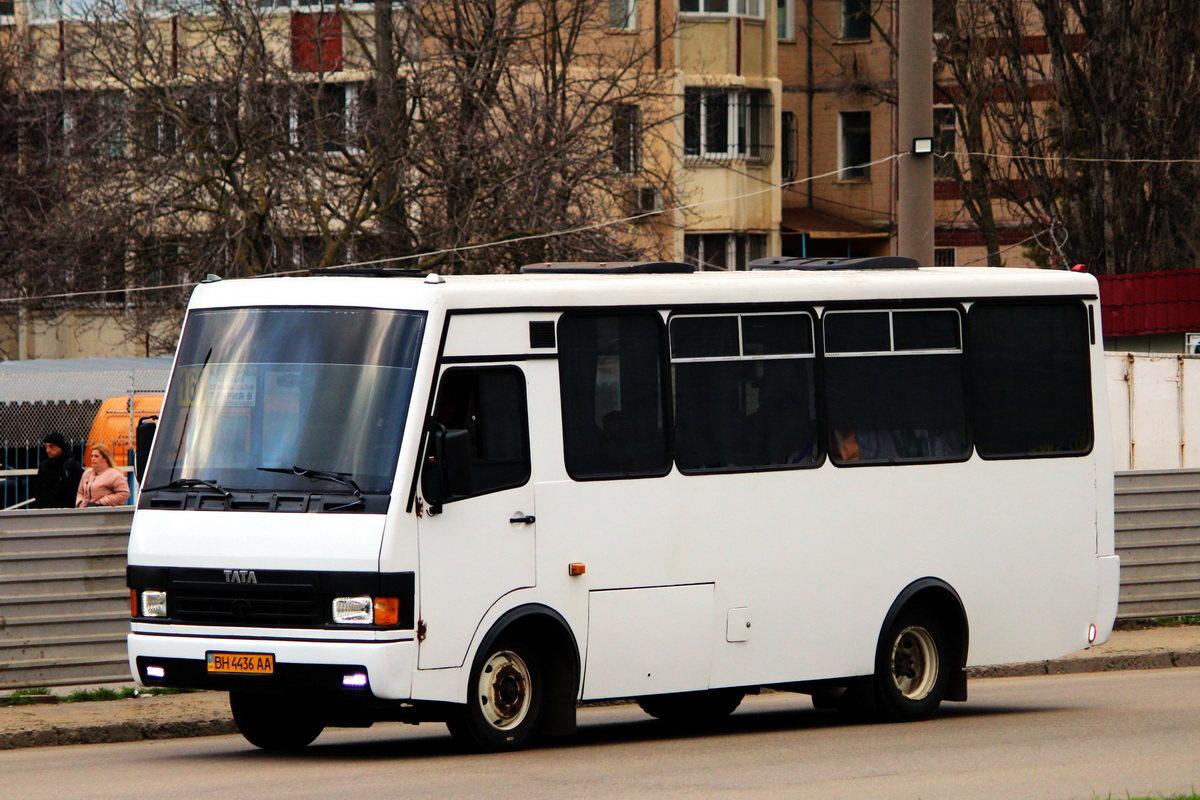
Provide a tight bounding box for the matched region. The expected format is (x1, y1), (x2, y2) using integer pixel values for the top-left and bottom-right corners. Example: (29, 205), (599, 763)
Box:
(968, 302), (1093, 458)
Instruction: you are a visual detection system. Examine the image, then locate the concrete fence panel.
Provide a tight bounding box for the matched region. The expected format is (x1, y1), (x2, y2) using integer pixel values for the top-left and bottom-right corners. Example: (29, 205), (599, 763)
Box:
(2, 471), (1200, 689)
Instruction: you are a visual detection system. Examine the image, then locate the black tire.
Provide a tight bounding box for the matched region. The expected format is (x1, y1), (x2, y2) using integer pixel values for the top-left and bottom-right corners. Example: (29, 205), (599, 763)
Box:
(636, 688), (745, 726)
(873, 605), (950, 722)
(446, 638), (544, 752)
(229, 692), (326, 751)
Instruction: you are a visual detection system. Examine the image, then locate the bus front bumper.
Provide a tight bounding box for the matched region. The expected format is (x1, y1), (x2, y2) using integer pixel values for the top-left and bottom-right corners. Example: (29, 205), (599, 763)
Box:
(127, 632), (416, 700)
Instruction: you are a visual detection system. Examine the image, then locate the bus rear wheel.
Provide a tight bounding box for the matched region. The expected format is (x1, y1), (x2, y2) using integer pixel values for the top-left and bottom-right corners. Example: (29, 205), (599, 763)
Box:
(636, 688), (745, 726)
(873, 605), (949, 722)
(230, 691), (325, 750)
(447, 638), (544, 752)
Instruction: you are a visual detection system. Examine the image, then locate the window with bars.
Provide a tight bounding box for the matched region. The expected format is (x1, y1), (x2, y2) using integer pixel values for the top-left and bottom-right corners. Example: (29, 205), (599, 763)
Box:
(684, 88), (773, 163)
(684, 232), (768, 271)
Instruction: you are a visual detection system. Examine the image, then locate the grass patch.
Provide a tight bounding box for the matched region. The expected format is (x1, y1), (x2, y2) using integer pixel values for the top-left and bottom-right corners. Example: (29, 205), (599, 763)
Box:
(1, 687), (53, 706)
(1114, 615), (1200, 631)
(61, 687), (138, 703)
(1118, 795), (1200, 800)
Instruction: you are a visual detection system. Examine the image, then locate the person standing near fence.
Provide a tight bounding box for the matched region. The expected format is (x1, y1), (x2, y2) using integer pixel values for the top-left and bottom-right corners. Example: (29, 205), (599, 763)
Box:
(75, 443), (130, 508)
(31, 432), (84, 509)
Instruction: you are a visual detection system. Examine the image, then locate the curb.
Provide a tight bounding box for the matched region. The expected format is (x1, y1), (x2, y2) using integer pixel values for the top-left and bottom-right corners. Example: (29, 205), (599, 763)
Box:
(0, 718), (237, 751)
(968, 649), (1200, 678)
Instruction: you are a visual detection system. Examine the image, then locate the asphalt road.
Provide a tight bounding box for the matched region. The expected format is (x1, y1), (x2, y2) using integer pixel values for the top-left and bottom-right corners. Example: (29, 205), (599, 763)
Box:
(3, 668), (1199, 800)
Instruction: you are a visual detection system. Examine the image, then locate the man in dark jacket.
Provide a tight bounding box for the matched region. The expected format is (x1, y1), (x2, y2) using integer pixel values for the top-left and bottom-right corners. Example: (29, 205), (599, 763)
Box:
(31, 432), (84, 509)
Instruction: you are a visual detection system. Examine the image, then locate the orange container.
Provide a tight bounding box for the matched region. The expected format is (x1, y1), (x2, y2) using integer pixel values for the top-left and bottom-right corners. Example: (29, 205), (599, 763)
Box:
(85, 394), (164, 467)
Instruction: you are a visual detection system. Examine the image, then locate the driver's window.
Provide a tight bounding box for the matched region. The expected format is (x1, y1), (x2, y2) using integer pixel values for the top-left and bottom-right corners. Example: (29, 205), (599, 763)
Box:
(431, 367), (530, 500)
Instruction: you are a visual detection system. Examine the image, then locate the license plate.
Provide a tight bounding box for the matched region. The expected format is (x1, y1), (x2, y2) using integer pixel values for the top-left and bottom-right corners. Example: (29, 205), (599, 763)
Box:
(206, 651), (275, 674)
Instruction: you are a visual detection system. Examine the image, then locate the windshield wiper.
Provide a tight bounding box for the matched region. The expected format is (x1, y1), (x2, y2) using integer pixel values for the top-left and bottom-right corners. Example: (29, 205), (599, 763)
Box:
(142, 478), (233, 500)
(257, 466), (366, 511)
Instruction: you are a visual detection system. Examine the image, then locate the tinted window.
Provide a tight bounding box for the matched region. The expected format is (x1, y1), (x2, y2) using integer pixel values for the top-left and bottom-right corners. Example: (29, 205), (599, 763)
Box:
(559, 314), (670, 479)
(428, 367), (530, 500)
(824, 311), (890, 353)
(672, 313), (819, 472)
(968, 303), (1092, 457)
(824, 309), (968, 465)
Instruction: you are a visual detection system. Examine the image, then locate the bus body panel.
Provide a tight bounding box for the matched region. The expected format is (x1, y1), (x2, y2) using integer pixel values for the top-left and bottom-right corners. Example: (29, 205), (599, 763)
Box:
(128, 509), (385, 572)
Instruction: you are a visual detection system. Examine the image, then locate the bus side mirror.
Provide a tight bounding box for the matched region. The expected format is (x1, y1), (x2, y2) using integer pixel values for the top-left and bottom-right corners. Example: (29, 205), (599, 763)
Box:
(422, 427), (473, 511)
(134, 416), (158, 485)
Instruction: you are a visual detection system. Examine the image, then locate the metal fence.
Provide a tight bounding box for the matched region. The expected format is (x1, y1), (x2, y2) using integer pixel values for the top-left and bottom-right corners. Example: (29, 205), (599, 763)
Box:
(0, 369), (168, 509)
(1, 471), (1198, 690)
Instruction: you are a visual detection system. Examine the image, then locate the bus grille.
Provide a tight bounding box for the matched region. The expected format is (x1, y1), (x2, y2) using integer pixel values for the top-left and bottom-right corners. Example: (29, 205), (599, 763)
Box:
(172, 589), (323, 628)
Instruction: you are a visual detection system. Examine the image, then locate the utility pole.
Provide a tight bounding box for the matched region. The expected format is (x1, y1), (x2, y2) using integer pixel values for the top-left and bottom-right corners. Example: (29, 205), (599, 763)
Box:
(897, 0), (934, 266)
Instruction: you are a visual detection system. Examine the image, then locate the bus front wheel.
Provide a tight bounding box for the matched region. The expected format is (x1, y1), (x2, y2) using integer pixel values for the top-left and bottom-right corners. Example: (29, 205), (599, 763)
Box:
(447, 638), (544, 752)
(230, 691), (325, 750)
(873, 605), (949, 722)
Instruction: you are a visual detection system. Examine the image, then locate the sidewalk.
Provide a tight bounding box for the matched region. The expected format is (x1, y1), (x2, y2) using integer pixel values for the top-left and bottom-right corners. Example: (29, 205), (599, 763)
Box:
(3, 625), (1199, 751)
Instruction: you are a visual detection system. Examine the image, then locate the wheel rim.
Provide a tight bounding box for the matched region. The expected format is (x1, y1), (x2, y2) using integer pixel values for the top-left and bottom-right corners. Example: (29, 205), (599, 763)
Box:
(890, 625), (939, 701)
(476, 649), (531, 730)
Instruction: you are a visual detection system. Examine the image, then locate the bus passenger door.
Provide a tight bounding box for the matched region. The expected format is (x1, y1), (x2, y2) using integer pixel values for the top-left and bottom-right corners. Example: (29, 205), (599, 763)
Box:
(416, 365), (535, 670)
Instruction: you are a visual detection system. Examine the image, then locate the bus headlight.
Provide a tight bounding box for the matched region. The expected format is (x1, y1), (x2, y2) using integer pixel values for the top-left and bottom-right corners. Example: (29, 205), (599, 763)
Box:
(332, 596), (401, 625)
(332, 596), (373, 624)
(141, 590), (168, 618)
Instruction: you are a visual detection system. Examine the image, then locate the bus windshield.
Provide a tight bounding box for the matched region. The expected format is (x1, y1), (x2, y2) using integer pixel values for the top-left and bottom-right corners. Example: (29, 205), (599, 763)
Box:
(144, 307), (425, 495)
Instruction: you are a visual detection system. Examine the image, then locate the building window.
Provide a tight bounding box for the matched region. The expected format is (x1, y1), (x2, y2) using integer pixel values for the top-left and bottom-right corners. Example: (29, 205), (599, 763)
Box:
(684, 232), (767, 271)
(681, 0), (763, 19)
(608, 0), (636, 29)
(839, 110), (871, 180)
(684, 88), (773, 163)
(781, 111), (798, 183)
(777, 0), (793, 39)
(612, 103), (641, 173)
(933, 247), (956, 267)
(0, 0), (13, 19)
(841, 0), (872, 39)
(296, 83), (352, 153)
(934, 106), (957, 179)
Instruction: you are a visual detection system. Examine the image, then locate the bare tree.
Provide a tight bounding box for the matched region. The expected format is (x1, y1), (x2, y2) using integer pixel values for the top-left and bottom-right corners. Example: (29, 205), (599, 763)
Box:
(936, 0), (1200, 273)
(0, 0), (681, 353)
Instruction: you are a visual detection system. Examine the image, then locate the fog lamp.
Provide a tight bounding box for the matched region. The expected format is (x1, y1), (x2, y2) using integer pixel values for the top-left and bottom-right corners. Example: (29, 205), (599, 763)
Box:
(145, 665), (166, 679)
(141, 590), (168, 618)
(332, 596), (373, 624)
(342, 672), (368, 688)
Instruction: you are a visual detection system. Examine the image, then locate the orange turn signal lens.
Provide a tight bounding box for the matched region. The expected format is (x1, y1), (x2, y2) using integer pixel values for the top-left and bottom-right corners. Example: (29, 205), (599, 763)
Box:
(568, 563), (586, 577)
(373, 597), (400, 626)
(130, 589), (138, 618)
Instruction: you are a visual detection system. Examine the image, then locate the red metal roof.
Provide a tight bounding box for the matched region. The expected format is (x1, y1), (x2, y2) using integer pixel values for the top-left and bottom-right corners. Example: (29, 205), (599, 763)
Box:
(1096, 269), (1200, 336)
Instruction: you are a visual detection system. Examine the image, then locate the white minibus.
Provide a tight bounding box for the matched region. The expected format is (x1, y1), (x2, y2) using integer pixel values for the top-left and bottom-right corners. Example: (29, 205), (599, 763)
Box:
(127, 257), (1119, 751)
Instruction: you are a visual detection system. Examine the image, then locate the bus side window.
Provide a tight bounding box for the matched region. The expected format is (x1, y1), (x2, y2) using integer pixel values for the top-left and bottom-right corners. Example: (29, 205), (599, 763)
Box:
(427, 367), (530, 501)
(824, 308), (969, 466)
(968, 302), (1093, 458)
(558, 314), (670, 480)
(671, 311), (819, 472)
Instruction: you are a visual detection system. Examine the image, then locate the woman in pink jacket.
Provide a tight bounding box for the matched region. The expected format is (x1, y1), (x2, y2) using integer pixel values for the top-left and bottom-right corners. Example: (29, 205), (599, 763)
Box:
(76, 443), (130, 508)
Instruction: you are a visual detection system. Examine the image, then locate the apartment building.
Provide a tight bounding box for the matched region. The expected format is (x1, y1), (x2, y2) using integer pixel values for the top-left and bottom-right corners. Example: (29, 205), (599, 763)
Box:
(0, 0), (1026, 358)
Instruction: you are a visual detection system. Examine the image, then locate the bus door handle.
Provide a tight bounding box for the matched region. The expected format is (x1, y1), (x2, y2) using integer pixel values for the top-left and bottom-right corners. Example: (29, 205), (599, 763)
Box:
(510, 513), (536, 525)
